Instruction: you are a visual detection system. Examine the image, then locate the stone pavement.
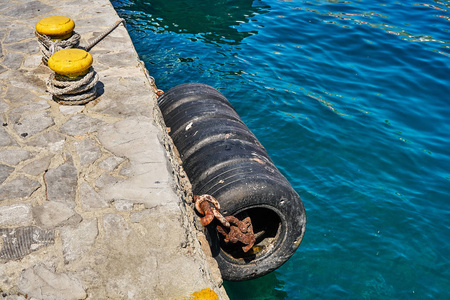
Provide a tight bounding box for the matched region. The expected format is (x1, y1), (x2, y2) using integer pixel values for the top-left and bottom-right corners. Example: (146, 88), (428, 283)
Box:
(0, 0), (228, 299)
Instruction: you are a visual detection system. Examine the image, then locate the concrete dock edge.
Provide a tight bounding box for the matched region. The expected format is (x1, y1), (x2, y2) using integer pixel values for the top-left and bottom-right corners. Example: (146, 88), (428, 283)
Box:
(0, 0), (229, 298)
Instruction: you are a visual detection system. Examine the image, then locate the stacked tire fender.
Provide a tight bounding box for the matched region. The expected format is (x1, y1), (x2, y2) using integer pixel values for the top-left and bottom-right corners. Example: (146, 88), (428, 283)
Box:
(158, 83), (306, 281)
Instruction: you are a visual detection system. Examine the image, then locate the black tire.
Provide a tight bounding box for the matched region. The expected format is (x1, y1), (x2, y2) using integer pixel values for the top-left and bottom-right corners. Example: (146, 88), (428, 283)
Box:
(158, 83), (306, 281)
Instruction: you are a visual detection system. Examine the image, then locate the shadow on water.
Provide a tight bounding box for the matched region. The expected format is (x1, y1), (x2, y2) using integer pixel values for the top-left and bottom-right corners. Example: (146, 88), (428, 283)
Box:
(224, 272), (288, 300)
(112, 0), (270, 44)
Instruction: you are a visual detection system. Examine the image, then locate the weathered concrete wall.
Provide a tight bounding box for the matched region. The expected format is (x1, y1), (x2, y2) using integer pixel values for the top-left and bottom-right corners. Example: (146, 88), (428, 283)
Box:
(0, 0), (228, 299)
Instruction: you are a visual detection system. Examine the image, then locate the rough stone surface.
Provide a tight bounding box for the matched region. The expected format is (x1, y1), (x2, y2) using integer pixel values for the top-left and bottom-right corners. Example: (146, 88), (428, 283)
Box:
(100, 208), (213, 299)
(45, 159), (78, 207)
(102, 213), (131, 245)
(21, 154), (53, 176)
(0, 176), (40, 200)
(90, 77), (154, 118)
(0, 149), (31, 165)
(97, 117), (166, 163)
(22, 54), (42, 69)
(0, 164), (14, 184)
(95, 172), (120, 189)
(0, 127), (16, 147)
(2, 1), (52, 19)
(0, 226), (55, 261)
(13, 111), (54, 138)
(1, 295), (26, 300)
(4, 86), (37, 103)
(1, 52), (24, 70)
(6, 69), (46, 91)
(4, 39), (39, 55)
(113, 199), (133, 211)
(97, 51), (138, 68)
(60, 114), (103, 136)
(74, 138), (102, 166)
(0, 0), (228, 298)
(0, 204), (32, 226)
(18, 265), (87, 300)
(98, 155), (125, 171)
(97, 117), (175, 207)
(4, 27), (36, 44)
(59, 105), (84, 115)
(61, 218), (98, 263)
(33, 201), (79, 229)
(26, 130), (65, 152)
(79, 182), (109, 210)
(10, 100), (50, 114)
(0, 101), (8, 114)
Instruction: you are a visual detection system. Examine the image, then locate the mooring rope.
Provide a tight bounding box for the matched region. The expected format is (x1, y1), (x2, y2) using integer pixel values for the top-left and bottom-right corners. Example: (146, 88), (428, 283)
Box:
(41, 19), (125, 105)
(36, 19), (126, 61)
(35, 31), (81, 65)
(84, 19), (125, 52)
(46, 67), (99, 105)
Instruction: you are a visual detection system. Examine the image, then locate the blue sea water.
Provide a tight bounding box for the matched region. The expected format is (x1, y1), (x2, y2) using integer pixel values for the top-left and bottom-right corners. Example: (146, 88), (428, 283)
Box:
(111, 0), (450, 298)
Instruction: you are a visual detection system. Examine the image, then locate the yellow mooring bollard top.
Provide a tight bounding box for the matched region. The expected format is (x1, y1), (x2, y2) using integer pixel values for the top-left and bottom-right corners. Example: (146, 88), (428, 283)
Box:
(36, 16), (75, 40)
(48, 49), (93, 78)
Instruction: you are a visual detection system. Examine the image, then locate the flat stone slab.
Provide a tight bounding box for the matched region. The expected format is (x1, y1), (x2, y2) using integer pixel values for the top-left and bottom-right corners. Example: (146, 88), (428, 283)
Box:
(74, 138), (102, 166)
(45, 159), (78, 207)
(18, 264), (86, 300)
(13, 111), (54, 138)
(0, 176), (40, 200)
(33, 201), (80, 229)
(59, 114), (104, 136)
(60, 218), (98, 263)
(0, 204), (32, 226)
(0, 164), (14, 184)
(79, 182), (109, 210)
(20, 154), (53, 176)
(0, 0), (227, 299)
(0, 149), (31, 165)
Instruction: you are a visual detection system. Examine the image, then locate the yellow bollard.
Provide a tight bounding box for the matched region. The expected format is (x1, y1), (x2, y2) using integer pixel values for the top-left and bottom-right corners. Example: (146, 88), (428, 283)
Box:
(36, 16), (75, 40)
(48, 48), (93, 79)
(46, 49), (99, 105)
(186, 288), (219, 300)
(35, 16), (80, 65)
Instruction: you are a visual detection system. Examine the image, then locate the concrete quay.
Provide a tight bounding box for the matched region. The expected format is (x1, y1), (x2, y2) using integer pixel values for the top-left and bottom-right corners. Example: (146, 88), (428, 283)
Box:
(0, 0), (228, 299)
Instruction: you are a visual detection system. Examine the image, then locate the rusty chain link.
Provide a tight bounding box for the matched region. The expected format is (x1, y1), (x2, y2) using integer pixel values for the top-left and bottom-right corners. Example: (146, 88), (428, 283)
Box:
(194, 195), (256, 252)
(194, 195), (229, 227)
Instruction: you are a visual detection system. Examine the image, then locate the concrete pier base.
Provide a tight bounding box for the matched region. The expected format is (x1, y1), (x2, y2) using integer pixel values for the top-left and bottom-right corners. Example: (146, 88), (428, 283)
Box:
(0, 0), (228, 299)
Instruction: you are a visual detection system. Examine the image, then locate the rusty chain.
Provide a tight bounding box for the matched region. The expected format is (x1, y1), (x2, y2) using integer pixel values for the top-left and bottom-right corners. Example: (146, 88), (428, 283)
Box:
(194, 195), (229, 227)
(194, 195), (256, 252)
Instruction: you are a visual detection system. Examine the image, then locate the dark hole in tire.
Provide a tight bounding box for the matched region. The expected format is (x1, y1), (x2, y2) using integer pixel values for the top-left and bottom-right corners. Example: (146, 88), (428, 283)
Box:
(220, 207), (281, 261)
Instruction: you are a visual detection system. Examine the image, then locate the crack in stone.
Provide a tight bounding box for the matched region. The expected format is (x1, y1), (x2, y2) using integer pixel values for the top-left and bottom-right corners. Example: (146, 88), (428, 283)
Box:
(43, 170), (49, 201)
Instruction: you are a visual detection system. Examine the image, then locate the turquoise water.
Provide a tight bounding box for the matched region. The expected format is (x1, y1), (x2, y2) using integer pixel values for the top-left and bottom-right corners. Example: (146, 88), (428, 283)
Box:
(111, 0), (450, 298)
